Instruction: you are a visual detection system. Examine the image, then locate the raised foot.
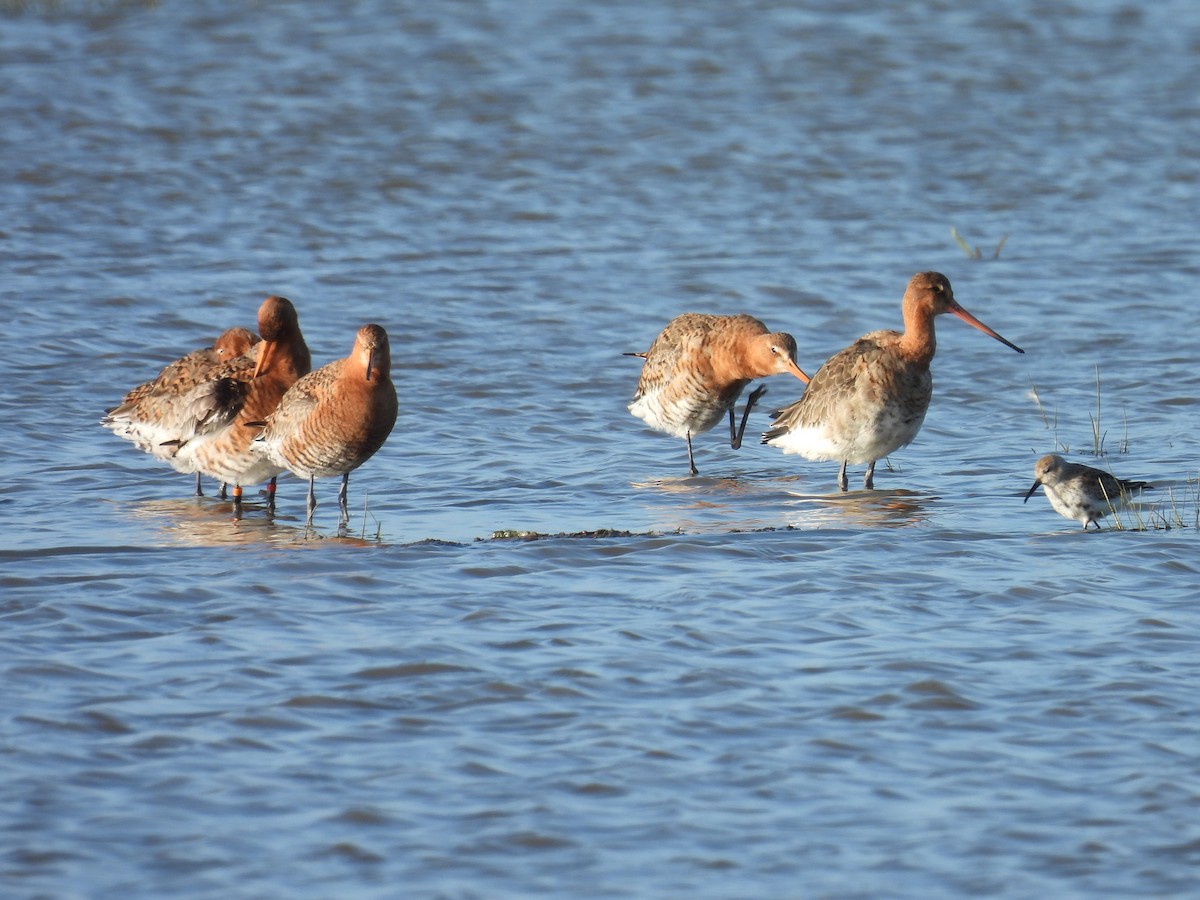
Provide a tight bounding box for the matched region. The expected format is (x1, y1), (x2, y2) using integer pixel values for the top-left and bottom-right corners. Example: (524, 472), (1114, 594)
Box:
(730, 385), (768, 450)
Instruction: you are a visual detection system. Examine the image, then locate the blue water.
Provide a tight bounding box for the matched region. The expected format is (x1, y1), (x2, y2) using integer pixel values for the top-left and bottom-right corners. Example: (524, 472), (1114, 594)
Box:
(3, 1), (1200, 897)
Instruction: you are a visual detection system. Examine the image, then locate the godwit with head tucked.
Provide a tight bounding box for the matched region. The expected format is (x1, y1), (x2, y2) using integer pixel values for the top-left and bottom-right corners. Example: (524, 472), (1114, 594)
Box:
(171, 296), (312, 511)
(1024, 454), (1152, 529)
(252, 324), (398, 524)
(627, 313), (809, 475)
(763, 272), (1023, 491)
(102, 325), (260, 496)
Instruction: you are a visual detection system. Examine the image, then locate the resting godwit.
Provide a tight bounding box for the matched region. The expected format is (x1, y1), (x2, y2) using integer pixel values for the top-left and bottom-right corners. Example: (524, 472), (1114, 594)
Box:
(763, 272), (1023, 491)
(627, 313), (809, 476)
(1024, 454), (1152, 529)
(102, 325), (260, 496)
(252, 324), (398, 524)
(171, 296), (312, 511)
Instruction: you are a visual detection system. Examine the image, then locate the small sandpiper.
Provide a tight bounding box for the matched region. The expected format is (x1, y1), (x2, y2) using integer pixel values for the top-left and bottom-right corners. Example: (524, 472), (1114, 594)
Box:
(1023, 453), (1152, 530)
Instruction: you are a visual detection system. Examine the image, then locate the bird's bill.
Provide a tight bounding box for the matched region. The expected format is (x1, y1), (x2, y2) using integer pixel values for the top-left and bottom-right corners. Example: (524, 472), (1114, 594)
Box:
(366, 346), (382, 382)
(1023, 480), (1042, 503)
(252, 343), (271, 378)
(786, 359), (811, 384)
(949, 303), (1025, 354)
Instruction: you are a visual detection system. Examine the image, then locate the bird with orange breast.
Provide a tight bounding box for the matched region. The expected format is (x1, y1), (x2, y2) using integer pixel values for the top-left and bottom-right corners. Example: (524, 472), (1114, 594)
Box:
(626, 313), (809, 476)
(252, 324), (398, 525)
(763, 272), (1023, 491)
(102, 324), (261, 497)
(169, 296), (312, 511)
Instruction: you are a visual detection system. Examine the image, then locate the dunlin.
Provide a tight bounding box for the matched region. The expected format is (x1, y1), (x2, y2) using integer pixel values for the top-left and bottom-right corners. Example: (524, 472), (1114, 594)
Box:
(1024, 453), (1152, 529)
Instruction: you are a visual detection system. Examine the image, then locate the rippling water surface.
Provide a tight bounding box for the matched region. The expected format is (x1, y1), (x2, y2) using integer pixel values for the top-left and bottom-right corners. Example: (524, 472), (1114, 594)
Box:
(4, 1), (1200, 897)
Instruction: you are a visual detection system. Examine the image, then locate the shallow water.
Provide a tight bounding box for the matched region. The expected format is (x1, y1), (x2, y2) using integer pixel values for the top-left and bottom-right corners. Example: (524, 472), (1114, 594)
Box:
(3, 1), (1200, 897)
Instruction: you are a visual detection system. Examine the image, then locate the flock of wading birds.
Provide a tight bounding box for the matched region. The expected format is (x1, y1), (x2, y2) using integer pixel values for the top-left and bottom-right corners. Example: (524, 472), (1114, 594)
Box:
(102, 272), (1153, 531)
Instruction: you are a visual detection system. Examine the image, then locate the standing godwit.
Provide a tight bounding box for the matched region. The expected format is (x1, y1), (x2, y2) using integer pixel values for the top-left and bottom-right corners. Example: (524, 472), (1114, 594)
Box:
(1024, 454), (1152, 529)
(252, 324), (398, 524)
(763, 272), (1023, 491)
(171, 296), (312, 512)
(102, 325), (260, 496)
(627, 313), (809, 476)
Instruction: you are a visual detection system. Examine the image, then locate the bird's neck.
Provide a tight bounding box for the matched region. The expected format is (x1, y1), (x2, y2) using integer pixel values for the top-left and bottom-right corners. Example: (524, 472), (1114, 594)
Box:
(898, 310), (937, 367)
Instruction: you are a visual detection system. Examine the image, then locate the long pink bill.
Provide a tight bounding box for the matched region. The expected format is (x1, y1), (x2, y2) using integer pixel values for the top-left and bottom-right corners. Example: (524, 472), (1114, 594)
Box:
(949, 303), (1024, 354)
(786, 360), (811, 384)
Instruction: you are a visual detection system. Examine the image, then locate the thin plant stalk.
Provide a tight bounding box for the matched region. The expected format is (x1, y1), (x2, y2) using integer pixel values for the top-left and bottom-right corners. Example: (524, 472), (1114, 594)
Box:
(1090, 366), (1106, 457)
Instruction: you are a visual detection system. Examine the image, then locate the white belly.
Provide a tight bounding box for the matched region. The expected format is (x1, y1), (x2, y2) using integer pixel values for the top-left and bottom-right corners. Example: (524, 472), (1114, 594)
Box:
(767, 403), (926, 464)
(629, 387), (735, 439)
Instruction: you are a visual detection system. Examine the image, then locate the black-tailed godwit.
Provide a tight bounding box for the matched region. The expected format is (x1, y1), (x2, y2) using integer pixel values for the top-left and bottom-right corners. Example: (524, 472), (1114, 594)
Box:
(102, 325), (260, 497)
(763, 272), (1023, 491)
(170, 296), (312, 511)
(252, 324), (397, 524)
(627, 313), (809, 476)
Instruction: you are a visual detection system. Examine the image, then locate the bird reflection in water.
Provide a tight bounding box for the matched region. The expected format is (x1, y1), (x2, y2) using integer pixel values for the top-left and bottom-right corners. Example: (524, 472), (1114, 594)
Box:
(631, 475), (934, 532)
(778, 487), (934, 530)
(122, 497), (382, 546)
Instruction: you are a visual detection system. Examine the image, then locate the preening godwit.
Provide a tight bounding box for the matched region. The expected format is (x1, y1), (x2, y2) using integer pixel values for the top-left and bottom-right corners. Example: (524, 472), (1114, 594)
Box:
(763, 272), (1023, 491)
(627, 313), (809, 475)
(171, 296), (312, 510)
(102, 325), (260, 496)
(1024, 454), (1152, 529)
(252, 324), (397, 524)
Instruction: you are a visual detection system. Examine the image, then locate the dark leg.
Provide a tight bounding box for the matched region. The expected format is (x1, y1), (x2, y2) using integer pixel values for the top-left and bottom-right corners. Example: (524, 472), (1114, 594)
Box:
(231, 484), (243, 519)
(730, 385), (767, 450)
(266, 477), (277, 512)
(194, 473), (204, 497)
(306, 475), (317, 523)
(338, 472), (350, 524)
(686, 433), (699, 477)
(218, 482), (228, 500)
(838, 460), (849, 493)
(864, 460), (876, 490)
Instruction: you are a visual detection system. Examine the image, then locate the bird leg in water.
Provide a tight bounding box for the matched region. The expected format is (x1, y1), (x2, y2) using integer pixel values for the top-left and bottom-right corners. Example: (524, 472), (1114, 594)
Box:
(686, 432), (699, 477)
(306, 474), (318, 523)
(730, 385), (767, 451)
(864, 460), (876, 490)
(338, 472), (350, 524)
(838, 460), (849, 493)
(194, 473), (204, 497)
